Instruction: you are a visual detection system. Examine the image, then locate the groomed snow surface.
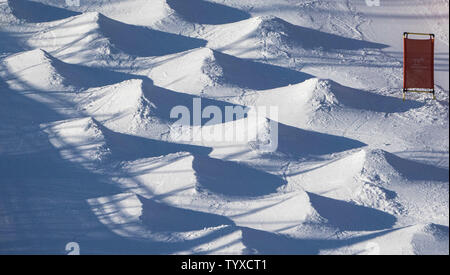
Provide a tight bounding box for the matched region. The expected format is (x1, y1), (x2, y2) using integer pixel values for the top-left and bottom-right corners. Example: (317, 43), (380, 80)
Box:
(0, 0), (448, 255)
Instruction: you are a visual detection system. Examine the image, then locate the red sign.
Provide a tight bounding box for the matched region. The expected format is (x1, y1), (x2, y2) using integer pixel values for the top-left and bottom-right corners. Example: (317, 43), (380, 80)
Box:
(403, 34), (435, 91)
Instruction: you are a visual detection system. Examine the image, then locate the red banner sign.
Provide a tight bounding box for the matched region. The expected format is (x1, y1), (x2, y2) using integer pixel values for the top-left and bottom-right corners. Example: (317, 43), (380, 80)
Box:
(403, 34), (435, 91)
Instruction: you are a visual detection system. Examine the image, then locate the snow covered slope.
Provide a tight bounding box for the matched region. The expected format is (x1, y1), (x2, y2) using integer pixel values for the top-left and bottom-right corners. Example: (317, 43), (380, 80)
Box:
(0, 0), (448, 255)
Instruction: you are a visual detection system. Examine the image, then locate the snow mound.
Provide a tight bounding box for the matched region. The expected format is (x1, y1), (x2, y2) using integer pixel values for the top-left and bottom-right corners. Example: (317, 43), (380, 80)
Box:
(42, 117), (111, 168)
(77, 79), (168, 138)
(78, 77), (268, 143)
(361, 149), (449, 184)
(26, 12), (113, 64)
(149, 48), (223, 97)
(245, 79), (336, 127)
(115, 153), (317, 233)
(289, 147), (448, 214)
(286, 149), (424, 214)
(88, 192), (248, 255)
(42, 116), (211, 171)
(411, 223), (449, 255)
(27, 12), (206, 64)
(2, 49), (67, 91)
(246, 78), (422, 129)
(80, 0), (172, 27)
(210, 118), (367, 161)
(1, 49), (135, 90)
(203, 16), (386, 60)
(335, 223), (449, 255)
(149, 47), (312, 98)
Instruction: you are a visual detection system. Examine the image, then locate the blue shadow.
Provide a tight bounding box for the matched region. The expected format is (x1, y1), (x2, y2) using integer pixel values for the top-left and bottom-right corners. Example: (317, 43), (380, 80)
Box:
(8, 0), (81, 23)
(307, 192), (397, 231)
(167, 0), (250, 25)
(193, 155), (286, 197)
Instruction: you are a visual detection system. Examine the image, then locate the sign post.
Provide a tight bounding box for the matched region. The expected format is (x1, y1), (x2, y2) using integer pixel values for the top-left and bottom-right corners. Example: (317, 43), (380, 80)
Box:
(403, 32), (435, 100)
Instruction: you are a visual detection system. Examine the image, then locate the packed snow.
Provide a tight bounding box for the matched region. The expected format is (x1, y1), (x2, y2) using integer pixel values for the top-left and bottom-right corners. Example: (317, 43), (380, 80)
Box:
(0, 0), (448, 255)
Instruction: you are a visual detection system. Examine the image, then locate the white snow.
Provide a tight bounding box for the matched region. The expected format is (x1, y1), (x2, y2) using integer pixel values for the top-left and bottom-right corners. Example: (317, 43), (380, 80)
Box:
(0, 0), (448, 255)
